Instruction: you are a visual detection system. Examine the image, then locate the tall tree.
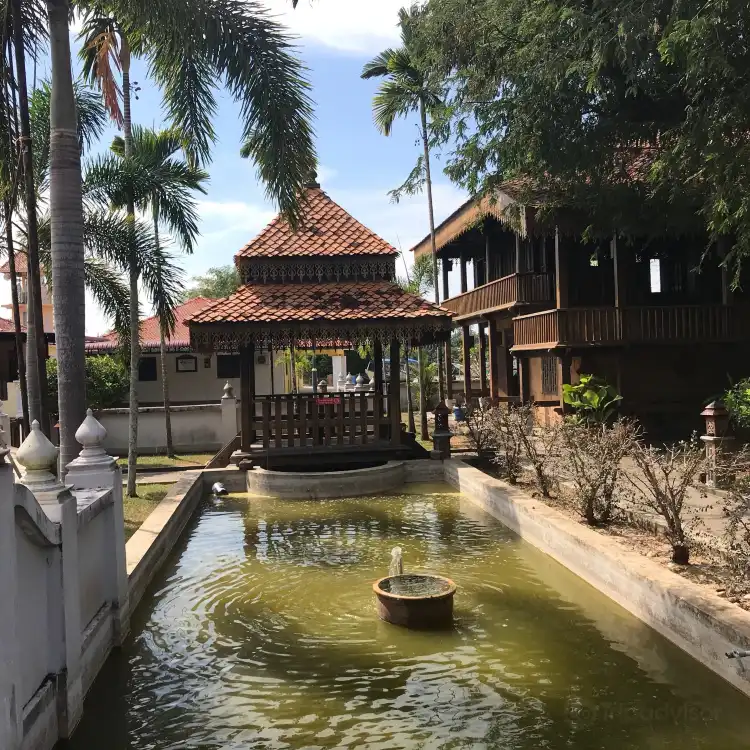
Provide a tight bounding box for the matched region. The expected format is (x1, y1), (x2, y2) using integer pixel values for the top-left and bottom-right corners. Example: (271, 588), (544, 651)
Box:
(112, 126), (208, 458)
(184, 265), (241, 300)
(362, 5), (447, 415)
(78, 0), (316, 495)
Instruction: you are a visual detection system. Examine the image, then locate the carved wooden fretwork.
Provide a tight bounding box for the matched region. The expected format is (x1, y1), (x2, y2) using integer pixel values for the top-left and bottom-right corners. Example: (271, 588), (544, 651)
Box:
(238, 257), (396, 284)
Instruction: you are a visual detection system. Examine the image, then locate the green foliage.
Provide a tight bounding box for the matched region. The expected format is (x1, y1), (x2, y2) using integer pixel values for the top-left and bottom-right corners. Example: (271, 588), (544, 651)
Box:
(397, 253), (435, 297)
(414, 358), (438, 408)
(410, 0), (750, 263)
(724, 378), (750, 429)
(562, 374), (622, 425)
(185, 265), (241, 300)
(46, 356), (129, 415)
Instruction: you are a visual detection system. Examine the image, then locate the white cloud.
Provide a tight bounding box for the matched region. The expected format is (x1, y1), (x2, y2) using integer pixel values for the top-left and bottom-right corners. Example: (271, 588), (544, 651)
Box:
(262, 0), (403, 54)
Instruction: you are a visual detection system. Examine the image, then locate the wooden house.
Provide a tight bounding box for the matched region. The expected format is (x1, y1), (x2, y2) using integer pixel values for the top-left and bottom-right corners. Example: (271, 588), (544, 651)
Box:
(411, 189), (750, 437)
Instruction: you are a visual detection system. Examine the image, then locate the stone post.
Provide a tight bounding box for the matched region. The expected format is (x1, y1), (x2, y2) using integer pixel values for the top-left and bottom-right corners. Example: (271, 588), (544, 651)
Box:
(0, 400), (9, 448)
(355, 373), (367, 392)
(0, 448), (22, 750)
(221, 381), (239, 446)
(700, 400), (735, 488)
(16, 421), (83, 736)
(66, 410), (129, 644)
(431, 400), (452, 459)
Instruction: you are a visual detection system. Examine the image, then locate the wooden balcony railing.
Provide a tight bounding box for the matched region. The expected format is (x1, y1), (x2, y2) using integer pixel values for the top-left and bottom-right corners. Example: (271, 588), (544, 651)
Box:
(442, 272), (553, 320)
(513, 305), (748, 350)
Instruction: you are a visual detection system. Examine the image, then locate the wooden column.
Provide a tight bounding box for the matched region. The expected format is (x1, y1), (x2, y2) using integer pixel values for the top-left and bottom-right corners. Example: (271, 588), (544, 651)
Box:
(719, 236), (733, 305)
(460, 255), (468, 293)
(374, 338), (384, 426)
(445, 339), (453, 399)
(558, 352), (572, 413)
(478, 323), (488, 396)
(518, 355), (530, 405)
(612, 235), (626, 308)
(514, 233), (522, 274)
(473, 258), (481, 288)
(389, 339), (401, 446)
(554, 226), (568, 308)
(485, 231), (492, 282)
(462, 325), (472, 398)
(442, 258), (450, 301)
(240, 343), (255, 451)
(487, 319), (500, 401)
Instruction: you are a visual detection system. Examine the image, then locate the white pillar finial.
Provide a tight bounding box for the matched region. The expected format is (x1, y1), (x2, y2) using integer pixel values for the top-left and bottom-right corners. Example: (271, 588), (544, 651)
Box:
(66, 408), (115, 489)
(222, 381), (235, 400)
(16, 419), (66, 498)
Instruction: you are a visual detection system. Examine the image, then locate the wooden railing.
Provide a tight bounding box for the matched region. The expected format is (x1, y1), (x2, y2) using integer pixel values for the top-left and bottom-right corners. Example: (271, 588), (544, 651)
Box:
(249, 391), (391, 450)
(513, 305), (748, 350)
(442, 273), (553, 319)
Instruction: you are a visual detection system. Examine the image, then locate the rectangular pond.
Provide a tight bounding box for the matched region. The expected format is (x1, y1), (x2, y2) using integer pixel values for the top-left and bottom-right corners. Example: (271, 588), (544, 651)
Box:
(69, 483), (750, 749)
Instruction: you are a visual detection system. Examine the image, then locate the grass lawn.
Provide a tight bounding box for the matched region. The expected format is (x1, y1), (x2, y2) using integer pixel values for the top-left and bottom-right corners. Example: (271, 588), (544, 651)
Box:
(117, 452), (214, 470)
(122, 483), (172, 541)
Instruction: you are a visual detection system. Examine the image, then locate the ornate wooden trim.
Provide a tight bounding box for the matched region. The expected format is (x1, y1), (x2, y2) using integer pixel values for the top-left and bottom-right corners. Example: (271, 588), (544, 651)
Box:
(237, 256), (396, 284)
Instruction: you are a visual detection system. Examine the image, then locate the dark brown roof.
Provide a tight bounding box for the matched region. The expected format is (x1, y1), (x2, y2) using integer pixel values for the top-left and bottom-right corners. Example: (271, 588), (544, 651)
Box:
(188, 281), (451, 326)
(235, 187), (397, 261)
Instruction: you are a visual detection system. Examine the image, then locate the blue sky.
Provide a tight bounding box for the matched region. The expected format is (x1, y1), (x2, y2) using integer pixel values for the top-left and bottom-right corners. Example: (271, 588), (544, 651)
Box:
(0, 0), (467, 334)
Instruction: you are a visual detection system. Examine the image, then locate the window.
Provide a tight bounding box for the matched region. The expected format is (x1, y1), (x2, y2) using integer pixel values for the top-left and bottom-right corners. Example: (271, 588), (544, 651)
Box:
(217, 354), (241, 379)
(138, 357), (157, 382)
(541, 356), (558, 395)
(649, 258), (662, 293)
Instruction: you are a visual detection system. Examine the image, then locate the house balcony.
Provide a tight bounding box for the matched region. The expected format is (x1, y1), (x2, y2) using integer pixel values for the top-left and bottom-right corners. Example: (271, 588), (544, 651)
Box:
(442, 272), (554, 321)
(512, 305), (749, 351)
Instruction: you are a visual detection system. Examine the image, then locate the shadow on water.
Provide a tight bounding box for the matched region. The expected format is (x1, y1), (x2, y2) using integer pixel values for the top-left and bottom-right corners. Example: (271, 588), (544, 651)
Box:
(66, 487), (750, 750)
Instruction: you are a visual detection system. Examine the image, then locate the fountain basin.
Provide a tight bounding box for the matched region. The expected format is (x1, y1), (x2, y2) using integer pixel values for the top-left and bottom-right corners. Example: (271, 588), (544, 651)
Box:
(373, 574), (456, 629)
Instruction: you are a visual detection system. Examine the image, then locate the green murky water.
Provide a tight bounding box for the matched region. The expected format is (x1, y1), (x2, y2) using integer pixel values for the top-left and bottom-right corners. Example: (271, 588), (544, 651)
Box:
(69, 484), (750, 749)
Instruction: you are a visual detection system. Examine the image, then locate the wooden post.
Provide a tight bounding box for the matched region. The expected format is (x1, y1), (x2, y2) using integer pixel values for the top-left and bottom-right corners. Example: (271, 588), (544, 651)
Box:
(240, 343), (254, 451)
(518, 355), (530, 404)
(485, 230), (492, 283)
(514, 233), (522, 274)
(389, 339), (401, 445)
(445, 339), (453, 400)
(487, 319), (500, 401)
(554, 226), (568, 308)
(478, 323), (488, 396)
(374, 338), (384, 423)
(460, 255), (468, 293)
(442, 258), (450, 301)
(473, 257), (481, 288)
(612, 235), (626, 308)
(719, 236), (733, 305)
(462, 324), (472, 399)
(558, 352), (572, 413)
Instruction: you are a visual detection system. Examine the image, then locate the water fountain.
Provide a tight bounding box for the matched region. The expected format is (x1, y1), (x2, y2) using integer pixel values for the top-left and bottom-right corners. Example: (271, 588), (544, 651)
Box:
(373, 548), (456, 629)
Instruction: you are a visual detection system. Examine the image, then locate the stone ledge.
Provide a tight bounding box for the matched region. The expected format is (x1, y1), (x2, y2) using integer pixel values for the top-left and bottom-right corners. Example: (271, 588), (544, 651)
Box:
(443, 458), (750, 697)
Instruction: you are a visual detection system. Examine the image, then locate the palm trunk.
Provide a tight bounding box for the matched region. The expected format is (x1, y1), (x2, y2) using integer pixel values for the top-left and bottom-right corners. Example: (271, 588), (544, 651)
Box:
(419, 97), (445, 405)
(405, 343), (415, 434)
(47, 0), (86, 471)
(121, 42), (141, 498)
(3, 200), (29, 433)
(417, 347), (428, 440)
(153, 207), (174, 457)
(13, 0), (49, 435)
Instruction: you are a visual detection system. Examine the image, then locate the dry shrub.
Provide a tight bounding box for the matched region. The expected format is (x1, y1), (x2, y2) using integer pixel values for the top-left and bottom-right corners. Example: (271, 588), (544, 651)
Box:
(464, 402), (497, 457)
(626, 437), (706, 564)
(556, 419), (639, 525)
(514, 408), (560, 498)
(487, 405), (526, 484)
(721, 448), (750, 583)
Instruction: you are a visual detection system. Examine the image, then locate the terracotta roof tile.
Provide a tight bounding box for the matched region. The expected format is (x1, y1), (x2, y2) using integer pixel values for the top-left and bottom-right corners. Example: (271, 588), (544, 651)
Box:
(86, 297), (215, 352)
(188, 281), (451, 326)
(0, 316), (19, 333)
(0, 251), (27, 275)
(235, 187), (397, 260)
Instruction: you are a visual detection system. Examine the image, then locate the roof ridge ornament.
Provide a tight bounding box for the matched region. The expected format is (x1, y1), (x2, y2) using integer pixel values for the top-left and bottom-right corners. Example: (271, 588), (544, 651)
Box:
(304, 168), (320, 189)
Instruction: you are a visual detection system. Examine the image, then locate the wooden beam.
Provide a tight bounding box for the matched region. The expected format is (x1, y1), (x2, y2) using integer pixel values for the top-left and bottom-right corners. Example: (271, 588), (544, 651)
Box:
(612, 235), (626, 308)
(240, 343), (255, 451)
(445, 340), (453, 399)
(554, 227), (568, 308)
(374, 338), (384, 422)
(518, 355), (530, 404)
(389, 339), (401, 446)
(514, 233), (521, 274)
(487, 319), (499, 401)
(442, 258), (450, 301)
(485, 230), (492, 282)
(462, 325), (472, 398)
(478, 323), (488, 396)
(460, 255), (468, 293)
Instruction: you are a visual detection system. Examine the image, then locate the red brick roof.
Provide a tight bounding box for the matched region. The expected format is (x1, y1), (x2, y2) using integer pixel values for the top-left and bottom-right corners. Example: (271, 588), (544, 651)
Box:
(235, 187), (397, 260)
(86, 297), (215, 352)
(188, 281), (450, 326)
(0, 316), (19, 333)
(0, 252), (27, 275)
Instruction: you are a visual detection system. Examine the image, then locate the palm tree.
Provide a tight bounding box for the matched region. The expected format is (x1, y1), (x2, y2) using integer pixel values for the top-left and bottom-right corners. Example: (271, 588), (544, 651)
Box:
(112, 126), (208, 458)
(362, 5), (446, 417)
(44, 0), (317, 478)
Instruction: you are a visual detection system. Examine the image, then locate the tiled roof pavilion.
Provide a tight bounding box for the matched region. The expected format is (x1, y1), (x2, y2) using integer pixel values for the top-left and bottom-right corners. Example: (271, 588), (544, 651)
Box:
(188, 184), (452, 350)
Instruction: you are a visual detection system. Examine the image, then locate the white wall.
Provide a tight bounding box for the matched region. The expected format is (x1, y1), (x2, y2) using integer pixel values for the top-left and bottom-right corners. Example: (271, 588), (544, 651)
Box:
(135, 349), (285, 404)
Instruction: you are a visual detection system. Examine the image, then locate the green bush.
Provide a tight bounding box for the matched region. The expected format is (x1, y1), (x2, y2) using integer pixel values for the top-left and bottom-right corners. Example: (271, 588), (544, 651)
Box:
(562, 373), (622, 425)
(724, 378), (750, 429)
(46, 355), (130, 414)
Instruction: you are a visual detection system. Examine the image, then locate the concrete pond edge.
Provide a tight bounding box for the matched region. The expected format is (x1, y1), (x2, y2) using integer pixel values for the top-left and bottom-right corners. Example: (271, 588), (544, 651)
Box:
(443, 458), (750, 698)
(123, 457), (750, 698)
